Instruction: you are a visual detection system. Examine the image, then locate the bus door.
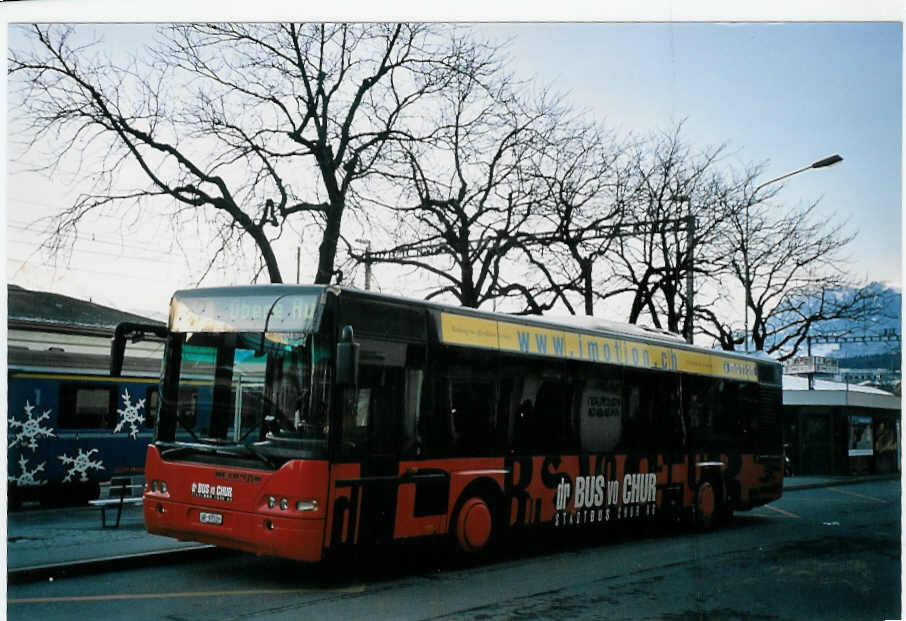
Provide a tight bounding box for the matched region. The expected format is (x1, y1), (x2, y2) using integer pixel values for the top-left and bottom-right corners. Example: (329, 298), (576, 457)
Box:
(336, 339), (407, 546)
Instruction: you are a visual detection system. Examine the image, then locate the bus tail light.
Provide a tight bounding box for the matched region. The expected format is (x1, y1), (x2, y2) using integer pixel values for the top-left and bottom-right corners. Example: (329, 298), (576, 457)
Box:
(296, 499), (318, 512)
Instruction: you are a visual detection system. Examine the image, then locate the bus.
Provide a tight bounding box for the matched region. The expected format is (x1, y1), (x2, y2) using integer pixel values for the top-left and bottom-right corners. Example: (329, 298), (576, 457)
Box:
(142, 285), (784, 561)
(8, 324), (165, 508)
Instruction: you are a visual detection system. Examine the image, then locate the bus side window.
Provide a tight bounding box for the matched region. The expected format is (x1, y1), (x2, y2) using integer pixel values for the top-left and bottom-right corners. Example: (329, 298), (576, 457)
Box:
(364, 365), (404, 456)
(340, 339), (407, 457)
(710, 379), (758, 451)
(658, 375), (684, 450)
(419, 377), (454, 457)
(532, 378), (575, 452)
(621, 381), (644, 451)
(401, 345), (425, 458)
(622, 370), (683, 452)
(739, 382), (760, 450)
(579, 375), (623, 454)
(499, 367), (536, 453)
(402, 369), (423, 458)
(421, 346), (498, 458)
(341, 386), (371, 456)
(685, 376), (732, 452)
(450, 379), (495, 456)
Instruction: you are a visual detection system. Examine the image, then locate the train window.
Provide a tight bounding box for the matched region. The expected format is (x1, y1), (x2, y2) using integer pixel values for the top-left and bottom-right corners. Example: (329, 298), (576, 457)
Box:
(178, 387), (199, 431)
(145, 387), (160, 428)
(58, 384), (116, 429)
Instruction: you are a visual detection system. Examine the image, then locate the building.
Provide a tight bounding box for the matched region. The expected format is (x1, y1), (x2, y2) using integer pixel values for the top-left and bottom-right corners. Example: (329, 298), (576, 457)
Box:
(837, 368), (901, 395)
(8, 284), (164, 362)
(783, 374), (900, 476)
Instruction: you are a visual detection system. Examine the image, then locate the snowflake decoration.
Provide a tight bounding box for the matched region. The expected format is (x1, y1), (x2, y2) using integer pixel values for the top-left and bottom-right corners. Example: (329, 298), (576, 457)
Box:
(114, 388), (146, 440)
(8, 455), (47, 487)
(9, 401), (56, 451)
(59, 448), (105, 483)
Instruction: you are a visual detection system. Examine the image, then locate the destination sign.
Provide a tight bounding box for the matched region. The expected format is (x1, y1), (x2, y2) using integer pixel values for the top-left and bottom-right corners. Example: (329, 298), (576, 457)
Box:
(170, 290), (323, 334)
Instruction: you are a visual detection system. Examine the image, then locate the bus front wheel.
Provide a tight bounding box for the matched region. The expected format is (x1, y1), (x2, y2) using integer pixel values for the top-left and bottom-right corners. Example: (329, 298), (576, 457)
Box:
(453, 496), (494, 554)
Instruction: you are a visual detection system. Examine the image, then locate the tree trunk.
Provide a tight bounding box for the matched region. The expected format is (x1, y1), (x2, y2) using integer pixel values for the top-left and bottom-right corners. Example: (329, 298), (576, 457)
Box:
(582, 260), (594, 316)
(314, 203), (343, 284)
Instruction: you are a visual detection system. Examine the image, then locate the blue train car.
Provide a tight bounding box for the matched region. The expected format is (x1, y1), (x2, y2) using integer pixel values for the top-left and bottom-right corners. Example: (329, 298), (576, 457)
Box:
(7, 347), (162, 507)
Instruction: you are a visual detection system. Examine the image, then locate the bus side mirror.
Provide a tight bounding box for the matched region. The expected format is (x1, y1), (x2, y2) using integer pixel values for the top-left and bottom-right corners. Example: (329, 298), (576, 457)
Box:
(336, 325), (359, 387)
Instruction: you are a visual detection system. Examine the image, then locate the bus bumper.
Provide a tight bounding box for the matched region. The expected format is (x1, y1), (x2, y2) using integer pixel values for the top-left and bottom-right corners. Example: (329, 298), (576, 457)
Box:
(144, 499), (325, 562)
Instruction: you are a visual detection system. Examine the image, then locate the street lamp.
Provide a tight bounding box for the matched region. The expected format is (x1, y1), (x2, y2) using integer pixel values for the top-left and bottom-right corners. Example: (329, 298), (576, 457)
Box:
(743, 154), (843, 351)
(752, 154), (843, 195)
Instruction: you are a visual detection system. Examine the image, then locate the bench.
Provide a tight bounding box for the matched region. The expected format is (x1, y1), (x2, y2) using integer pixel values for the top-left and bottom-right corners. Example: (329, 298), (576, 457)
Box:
(89, 477), (145, 528)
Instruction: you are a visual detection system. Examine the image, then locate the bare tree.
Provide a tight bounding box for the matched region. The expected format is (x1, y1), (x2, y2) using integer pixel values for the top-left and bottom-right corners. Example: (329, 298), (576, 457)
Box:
(602, 124), (734, 339)
(710, 183), (887, 358)
(358, 66), (567, 311)
(9, 23), (493, 284)
(520, 121), (626, 315)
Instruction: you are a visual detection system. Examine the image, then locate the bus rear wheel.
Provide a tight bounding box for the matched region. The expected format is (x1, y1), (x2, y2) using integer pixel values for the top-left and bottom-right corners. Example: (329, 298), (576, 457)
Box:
(452, 496), (494, 555)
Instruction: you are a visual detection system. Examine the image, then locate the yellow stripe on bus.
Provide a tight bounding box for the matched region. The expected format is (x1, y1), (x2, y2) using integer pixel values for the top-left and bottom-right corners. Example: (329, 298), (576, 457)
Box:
(440, 312), (759, 382)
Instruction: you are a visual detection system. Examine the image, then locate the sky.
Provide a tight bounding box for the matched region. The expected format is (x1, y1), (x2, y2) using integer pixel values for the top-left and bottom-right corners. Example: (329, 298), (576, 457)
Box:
(3, 4), (903, 327)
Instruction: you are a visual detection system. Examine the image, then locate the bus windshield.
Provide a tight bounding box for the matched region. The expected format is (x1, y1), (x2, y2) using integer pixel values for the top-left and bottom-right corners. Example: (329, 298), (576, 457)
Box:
(161, 330), (332, 463)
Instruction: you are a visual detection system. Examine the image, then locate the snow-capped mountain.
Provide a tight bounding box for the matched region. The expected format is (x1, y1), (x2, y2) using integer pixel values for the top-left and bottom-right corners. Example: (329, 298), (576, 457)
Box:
(818, 282), (901, 362)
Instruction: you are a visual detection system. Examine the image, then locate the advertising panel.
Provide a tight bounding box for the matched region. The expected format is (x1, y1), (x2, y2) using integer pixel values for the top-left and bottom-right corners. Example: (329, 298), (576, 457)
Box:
(848, 415), (874, 457)
(440, 312), (760, 382)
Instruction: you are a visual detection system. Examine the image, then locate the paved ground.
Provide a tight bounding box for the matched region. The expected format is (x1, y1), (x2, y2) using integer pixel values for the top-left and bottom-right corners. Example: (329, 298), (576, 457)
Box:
(7, 499), (203, 572)
(7, 477), (900, 621)
(6, 473), (898, 572)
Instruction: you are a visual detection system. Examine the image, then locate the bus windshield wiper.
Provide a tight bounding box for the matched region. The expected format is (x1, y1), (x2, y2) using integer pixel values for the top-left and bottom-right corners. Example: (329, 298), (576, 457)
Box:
(160, 443), (239, 459)
(236, 444), (277, 469)
(176, 414), (201, 444)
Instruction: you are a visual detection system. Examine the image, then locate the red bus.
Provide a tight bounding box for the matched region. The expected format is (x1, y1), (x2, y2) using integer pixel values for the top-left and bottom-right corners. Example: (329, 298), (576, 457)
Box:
(142, 285), (783, 561)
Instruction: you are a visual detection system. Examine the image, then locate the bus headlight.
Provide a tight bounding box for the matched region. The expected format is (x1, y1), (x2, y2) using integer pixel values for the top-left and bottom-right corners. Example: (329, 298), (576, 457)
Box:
(296, 499), (318, 512)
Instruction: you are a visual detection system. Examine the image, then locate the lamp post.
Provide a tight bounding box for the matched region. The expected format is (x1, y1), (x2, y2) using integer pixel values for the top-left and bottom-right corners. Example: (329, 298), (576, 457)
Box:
(743, 154), (843, 352)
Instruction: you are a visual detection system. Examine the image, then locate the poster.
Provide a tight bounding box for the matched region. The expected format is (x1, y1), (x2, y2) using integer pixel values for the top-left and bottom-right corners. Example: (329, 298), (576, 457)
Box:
(848, 415), (874, 457)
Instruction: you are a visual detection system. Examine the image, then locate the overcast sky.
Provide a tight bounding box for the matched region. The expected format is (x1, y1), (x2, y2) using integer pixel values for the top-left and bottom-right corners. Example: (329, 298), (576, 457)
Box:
(4, 4), (903, 324)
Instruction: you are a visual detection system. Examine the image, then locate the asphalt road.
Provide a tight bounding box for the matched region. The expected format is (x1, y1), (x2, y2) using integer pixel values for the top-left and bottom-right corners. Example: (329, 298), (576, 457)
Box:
(7, 480), (900, 621)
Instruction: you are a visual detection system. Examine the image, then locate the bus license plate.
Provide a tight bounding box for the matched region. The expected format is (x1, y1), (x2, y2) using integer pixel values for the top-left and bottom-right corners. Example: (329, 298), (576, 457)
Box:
(199, 511), (223, 525)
